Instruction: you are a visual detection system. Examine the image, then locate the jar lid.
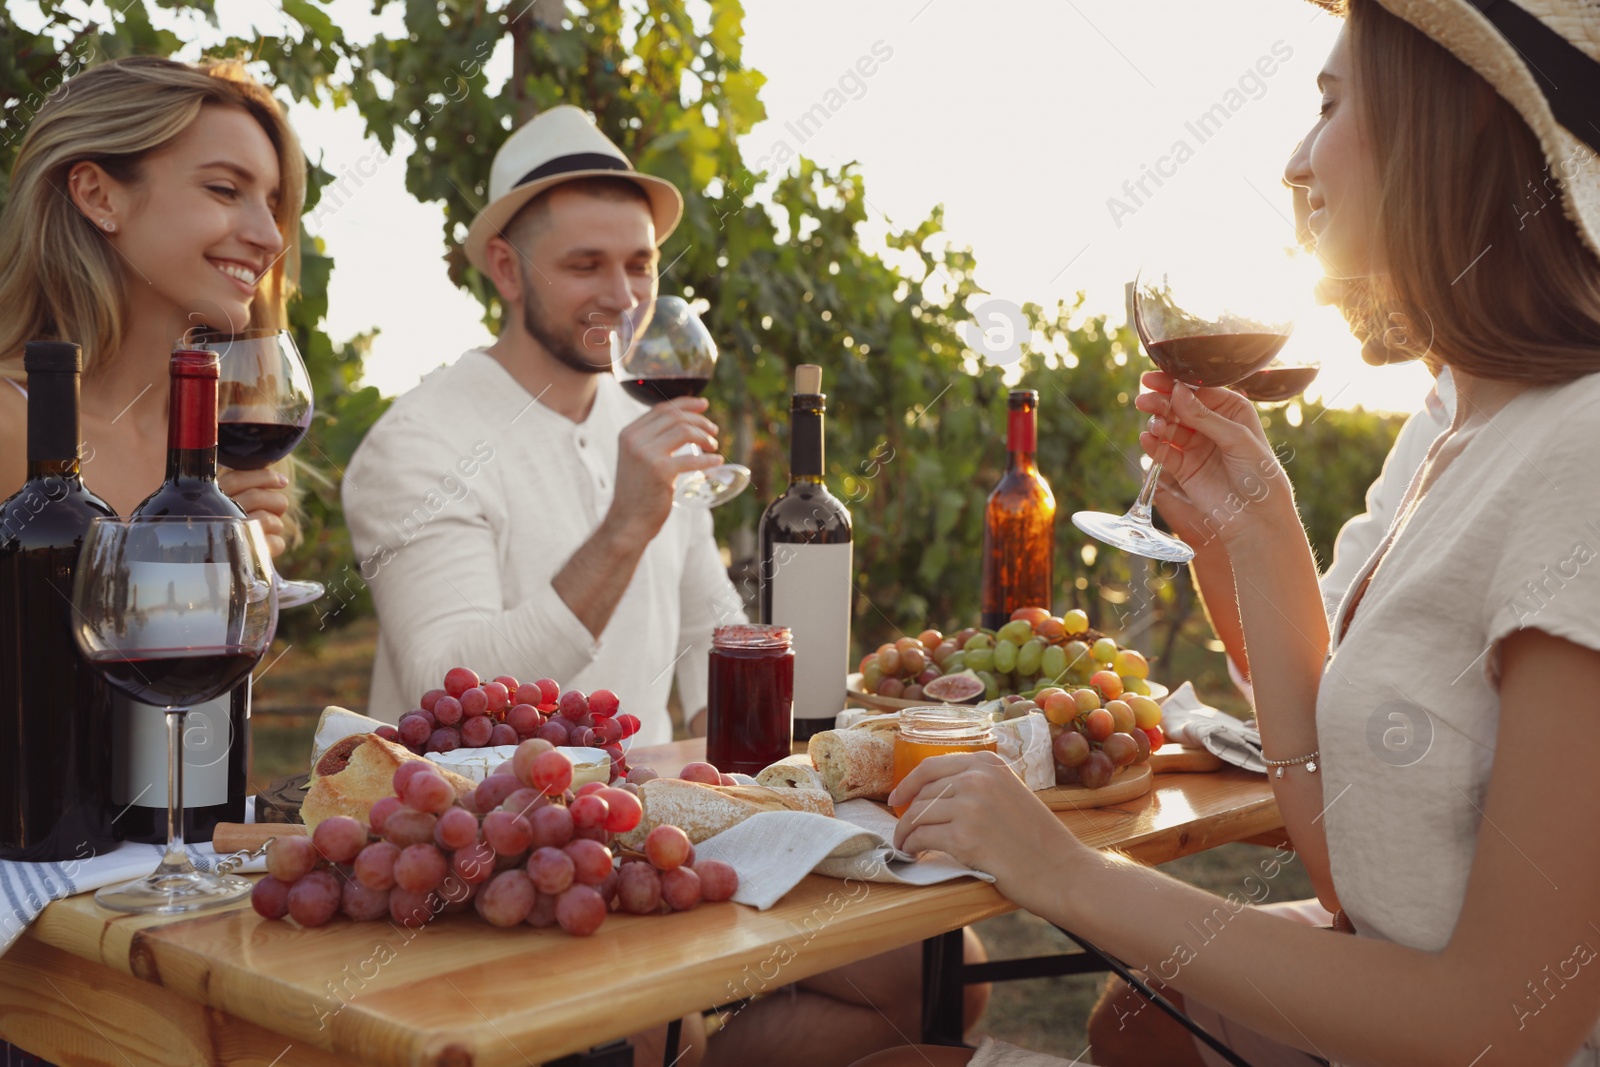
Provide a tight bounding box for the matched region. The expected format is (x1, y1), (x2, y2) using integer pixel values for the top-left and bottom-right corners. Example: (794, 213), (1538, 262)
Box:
(899, 705), (995, 741)
(713, 623), (792, 650)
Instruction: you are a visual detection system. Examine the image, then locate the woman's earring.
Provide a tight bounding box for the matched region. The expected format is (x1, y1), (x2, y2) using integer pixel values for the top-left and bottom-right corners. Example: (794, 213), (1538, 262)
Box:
(100, 219), (115, 232)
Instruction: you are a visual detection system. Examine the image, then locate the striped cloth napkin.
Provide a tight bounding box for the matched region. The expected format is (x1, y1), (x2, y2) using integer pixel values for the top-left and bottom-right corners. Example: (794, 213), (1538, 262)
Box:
(0, 801), (267, 959)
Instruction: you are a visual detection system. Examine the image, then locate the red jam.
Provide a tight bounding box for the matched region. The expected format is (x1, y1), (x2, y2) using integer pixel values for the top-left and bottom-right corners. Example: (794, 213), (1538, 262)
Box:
(706, 624), (794, 776)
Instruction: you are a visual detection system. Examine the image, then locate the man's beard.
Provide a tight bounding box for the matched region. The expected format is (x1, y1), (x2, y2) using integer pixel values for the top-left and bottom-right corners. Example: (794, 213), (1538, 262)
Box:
(521, 277), (613, 376)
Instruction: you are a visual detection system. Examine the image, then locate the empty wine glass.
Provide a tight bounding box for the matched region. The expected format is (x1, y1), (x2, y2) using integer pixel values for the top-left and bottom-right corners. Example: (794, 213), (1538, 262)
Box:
(187, 328), (323, 608)
(1072, 268), (1294, 562)
(613, 296), (751, 507)
(73, 516), (278, 913)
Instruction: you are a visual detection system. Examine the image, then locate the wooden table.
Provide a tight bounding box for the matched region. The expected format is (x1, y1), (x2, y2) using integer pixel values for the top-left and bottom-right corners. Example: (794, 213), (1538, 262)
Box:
(0, 739), (1281, 1067)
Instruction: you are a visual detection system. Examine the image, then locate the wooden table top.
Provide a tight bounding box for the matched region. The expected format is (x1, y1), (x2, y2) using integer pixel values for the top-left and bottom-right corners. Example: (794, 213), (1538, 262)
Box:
(9, 738), (1281, 1067)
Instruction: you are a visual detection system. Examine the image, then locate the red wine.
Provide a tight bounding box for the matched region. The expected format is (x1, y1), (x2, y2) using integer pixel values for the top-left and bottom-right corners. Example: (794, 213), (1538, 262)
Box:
(1143, 333), (1290, 388)
(89, 648), (259, 708)
(758, 365), (851, 742)
(0, 341), (119, 862)
(1233, 364), (1320, 403)
(620, 376), (709, 404)
(981, 390), (1056, 630)
(217, 420), (308, 470)
(118, 349), (251, 845)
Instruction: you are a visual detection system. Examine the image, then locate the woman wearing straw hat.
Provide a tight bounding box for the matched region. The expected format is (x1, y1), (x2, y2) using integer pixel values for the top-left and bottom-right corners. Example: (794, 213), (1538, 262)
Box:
(854, 0), (1600, 1064)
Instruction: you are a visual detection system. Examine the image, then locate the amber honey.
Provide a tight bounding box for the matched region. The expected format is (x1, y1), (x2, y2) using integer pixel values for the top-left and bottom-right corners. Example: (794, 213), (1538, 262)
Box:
(890, 707), (997, 816)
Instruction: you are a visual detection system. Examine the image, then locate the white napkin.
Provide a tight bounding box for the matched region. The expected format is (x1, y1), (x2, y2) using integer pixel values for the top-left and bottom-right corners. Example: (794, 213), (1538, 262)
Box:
(691, 798), (993, 910)
(1159, 682), (1267, 774)
(0, 797), (267, 959)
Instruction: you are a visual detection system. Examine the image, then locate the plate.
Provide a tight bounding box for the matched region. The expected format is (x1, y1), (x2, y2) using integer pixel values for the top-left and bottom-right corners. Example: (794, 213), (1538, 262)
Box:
(845, 673), (1169, 711)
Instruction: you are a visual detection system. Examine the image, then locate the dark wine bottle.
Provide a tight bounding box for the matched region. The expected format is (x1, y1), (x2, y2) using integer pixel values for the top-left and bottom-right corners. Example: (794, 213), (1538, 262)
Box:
(116, 349), (251, 844)
(980, 389), (1056, 630)
(0, 342), (119, 861)
(758, 365), (853, 743)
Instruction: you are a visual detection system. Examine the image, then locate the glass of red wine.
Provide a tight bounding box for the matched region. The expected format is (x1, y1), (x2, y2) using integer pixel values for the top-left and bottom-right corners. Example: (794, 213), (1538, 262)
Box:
(71, 515), (278, 913)
(187, 328), (323, 608)
(614, 296), (751, 507)
(1232, 362), (1321, 406)
(1072, 271), (1293, 562)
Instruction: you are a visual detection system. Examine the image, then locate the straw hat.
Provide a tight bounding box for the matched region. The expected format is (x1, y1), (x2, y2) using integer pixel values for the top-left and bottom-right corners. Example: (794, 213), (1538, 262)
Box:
(1310, 0), (1600, 261)
(463, 105), (684, 273)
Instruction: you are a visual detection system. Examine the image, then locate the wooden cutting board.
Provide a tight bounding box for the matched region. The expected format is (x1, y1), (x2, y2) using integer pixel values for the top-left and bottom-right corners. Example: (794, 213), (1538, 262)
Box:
(1149, 743), (1223, 773)
(1036, 763), (1152, 810)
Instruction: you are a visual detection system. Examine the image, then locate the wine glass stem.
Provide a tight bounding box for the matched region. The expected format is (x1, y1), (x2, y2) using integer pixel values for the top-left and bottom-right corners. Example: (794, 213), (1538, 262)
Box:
(164, 709), (189, 867)
(1127, 433), (1176, 527)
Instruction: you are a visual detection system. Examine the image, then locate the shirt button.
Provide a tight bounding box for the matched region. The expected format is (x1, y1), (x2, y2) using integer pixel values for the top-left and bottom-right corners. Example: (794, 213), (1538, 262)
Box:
(577, 436), (586, 448)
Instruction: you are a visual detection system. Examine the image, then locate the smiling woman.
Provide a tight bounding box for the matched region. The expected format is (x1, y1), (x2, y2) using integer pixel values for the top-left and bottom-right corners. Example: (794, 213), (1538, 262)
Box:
(0, 56), (307, 545)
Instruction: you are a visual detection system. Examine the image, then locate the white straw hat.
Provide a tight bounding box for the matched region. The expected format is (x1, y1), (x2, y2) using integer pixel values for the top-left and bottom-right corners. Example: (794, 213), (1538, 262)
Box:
(463, 105), (684, 273)
(1311, 0), (1600, 262)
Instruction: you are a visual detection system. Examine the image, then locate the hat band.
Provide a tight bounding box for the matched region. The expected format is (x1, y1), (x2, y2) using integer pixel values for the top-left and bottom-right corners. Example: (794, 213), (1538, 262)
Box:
(514, 152), (631, 188)
(1466, 0), (1600, 154)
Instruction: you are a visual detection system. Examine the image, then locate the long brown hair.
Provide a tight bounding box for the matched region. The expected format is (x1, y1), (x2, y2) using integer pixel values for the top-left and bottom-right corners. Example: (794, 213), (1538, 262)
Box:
(1337, 0), (1600, 383)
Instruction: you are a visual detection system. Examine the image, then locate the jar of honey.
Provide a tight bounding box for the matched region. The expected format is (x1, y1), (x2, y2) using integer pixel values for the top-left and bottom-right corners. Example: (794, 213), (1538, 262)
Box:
(706, 624), (795, 776)
(891, 706), (998, 816)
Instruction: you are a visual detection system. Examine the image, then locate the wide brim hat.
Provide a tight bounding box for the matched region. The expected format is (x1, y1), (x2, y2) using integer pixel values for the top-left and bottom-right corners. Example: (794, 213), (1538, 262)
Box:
(1308, 0), (1600, 263)
(464, 104), (684, 274)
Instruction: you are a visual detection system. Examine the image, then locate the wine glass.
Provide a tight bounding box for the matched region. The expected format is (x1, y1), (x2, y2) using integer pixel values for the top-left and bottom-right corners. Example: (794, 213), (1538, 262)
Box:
(187, 328), (323, 608)
(1233, 362), (1321, 406)
(613, 296), (751, 507)
(72, 515), (278, 913)
(1072, 270), (1294, 562)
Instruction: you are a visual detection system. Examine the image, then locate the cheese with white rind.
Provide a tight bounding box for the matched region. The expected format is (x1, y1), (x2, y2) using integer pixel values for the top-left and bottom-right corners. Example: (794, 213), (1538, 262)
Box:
(311, 706), (390, 766)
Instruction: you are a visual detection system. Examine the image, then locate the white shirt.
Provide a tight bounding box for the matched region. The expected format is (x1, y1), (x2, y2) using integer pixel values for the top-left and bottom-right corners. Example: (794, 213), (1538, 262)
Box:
(1317, 372), (1600, 1062)
(342, 349), (746, 746)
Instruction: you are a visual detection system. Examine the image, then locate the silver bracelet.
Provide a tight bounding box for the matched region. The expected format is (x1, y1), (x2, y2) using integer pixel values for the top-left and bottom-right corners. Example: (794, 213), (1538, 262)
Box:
(1262, 750), (1318, 778)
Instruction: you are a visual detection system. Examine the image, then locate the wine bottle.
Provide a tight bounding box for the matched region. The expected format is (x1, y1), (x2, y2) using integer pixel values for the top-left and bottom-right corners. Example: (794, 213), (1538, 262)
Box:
(758, 365), (852, 742)
(0, 342), (119, 861)
(980, 389), (1056, 630)
(115, 349), (251, 844)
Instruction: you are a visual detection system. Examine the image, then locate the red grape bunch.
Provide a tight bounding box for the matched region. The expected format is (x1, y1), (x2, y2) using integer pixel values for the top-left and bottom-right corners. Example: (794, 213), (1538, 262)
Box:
(371, 668), (643, 784)
(252, 738), (738, 937)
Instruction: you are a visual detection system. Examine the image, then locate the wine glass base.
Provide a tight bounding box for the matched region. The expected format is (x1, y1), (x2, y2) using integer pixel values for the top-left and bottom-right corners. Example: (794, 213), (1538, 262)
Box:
(94, 868), (253, 915)
(275, 578), (325, 609)
(674, 463), (752, 508)
(1072, 509), (1196, 563)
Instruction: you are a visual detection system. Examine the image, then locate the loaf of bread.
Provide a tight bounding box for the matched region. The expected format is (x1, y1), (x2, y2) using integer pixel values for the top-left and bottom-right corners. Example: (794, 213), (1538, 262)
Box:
(754, 754), (829, 793)
(301, 734), (474, 830)
(614, 779), (833, 849)
(808, 728), (894, 802)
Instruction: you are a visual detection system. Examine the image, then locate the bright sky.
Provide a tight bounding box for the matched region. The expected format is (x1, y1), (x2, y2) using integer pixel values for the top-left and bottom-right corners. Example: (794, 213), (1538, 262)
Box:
(21, 0), (1438, 414)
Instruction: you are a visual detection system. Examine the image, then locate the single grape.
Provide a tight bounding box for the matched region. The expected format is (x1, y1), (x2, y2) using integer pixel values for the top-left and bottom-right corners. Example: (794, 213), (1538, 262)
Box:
(530, 678), (559, 704)
(434, 807), (480, 851)
(341, 879), (390, 922)
(459, 687), (489, 718)
(482, 681), (511, 713)
(451, 841), (497, 886)
(507, 704), (541, 736)
(1072, 688), (1102, 714)
(932, 640), (959, 667)
(460, 715), (495, 747)
(393, 843), (448, 892)
(1113, 649), (1149, 679)
(1131, 727), (1152, 763)
(1052, 730), (1091, 769)
(695, 860), (739, 903)
(531, 750), (574, 796)
(1142, 725), (1166, 751)
(251, 875), (291, 919)
(489, 723), (519, 747)
(503, 787), (547, 819)
(998, 619), (1035, 646)
(597, 787), (642, 833)
(679, 761), (720, 786)
(1084, 708), (1115, 743)
(717, 772), (738, 786)
(469, 778), (513, 820)
(660, 866), (702, 911)
(266, 835), (317, 883)
(569, 794), (609, 832)
(420, 688), (447, 713)
(627, 765), (660, 786)
(1016, 638), (1045, 677)
(877, 646), (901, 675)
(555, 884), (607, 936)
(616, 863), (662, 914)
(286, 870), (341, 927)
(992, 639), (1019, 674)
(392, 760), (432, 795)
(916, 628), (944, 650)
(878, 676), (906, 698)
(862, 661), (883, 693)
(432, 695), (463, 726)
(1040, 644), (1069, 682)
(475, 870), (536, 927)
(389, 886), (438, 929)
(482, 811), (534, 856)
(1062, 609), (1090, 635)
(1102, 732), (1140, 768)
(531, 809), (576, 851)
(374, 724), (401, 743)
(1036, 617), (1067, 643)
(527, 846), (576, 895)
(570, 726), (597, 749)
(900, 646), (928, 675)
(617, 713), (641, 738)
(564, 838), (613, 886)
(1079, 750), (1116, 790)
(492, 675), (520, 697)
(525, 891), (560, 928)
(1105, 699), (1136, 735)
(645, 825), (692, 871)
(402, 771), (456, 814)
(426, 727), (461, 754)
(536, 719), (570, 747)
(514, 682), (543, 707)
(312, 816), (367, 865)
(443, 667), (479, 697)
(1128, 695), (1163, 730)
(588, 689), (620, 718)
(382, 809), (439, 849)
(397, 713), (432, 748)
(354, 841), (401, 891)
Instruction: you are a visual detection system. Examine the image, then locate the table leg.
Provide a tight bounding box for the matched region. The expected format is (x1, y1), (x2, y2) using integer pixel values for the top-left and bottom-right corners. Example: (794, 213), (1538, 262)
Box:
(920, 930), (968, 1046)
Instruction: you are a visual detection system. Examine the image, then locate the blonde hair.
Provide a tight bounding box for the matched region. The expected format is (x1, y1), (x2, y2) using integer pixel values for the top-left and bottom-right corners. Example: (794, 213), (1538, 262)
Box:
(1335, 0), (1600, 383)
(0, 56), (308, 541)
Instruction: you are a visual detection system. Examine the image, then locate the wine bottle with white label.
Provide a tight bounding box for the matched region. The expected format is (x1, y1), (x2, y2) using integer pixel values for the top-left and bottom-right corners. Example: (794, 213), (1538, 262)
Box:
(758, 364), (853, 742)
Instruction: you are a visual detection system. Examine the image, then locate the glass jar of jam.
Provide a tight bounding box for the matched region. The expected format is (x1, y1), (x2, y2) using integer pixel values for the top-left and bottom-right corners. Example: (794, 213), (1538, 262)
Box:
(891, 706), (997, 816)
(706, 624), (795, 776)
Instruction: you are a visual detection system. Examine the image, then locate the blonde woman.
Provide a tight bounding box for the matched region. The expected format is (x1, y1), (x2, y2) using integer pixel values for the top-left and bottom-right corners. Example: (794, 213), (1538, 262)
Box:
(0, 56), (303, 548)
(858, 0), (1600, 1065)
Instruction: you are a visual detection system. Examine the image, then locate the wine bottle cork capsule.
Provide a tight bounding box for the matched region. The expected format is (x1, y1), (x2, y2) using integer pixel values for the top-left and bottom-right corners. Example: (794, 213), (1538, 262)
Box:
(795, 364), (822, 394)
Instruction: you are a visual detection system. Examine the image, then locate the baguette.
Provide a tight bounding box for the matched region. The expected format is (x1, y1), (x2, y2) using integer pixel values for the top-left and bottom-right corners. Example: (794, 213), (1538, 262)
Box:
(808, 728), (894, 802)
(615, 779), (833, 850)
(755, 754), (829, 793)
(301, 734), (474, 830)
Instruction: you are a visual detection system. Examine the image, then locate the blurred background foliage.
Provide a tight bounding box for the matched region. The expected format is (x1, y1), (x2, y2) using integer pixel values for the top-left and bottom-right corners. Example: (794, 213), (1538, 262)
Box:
(0, 0), (1404, 702)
